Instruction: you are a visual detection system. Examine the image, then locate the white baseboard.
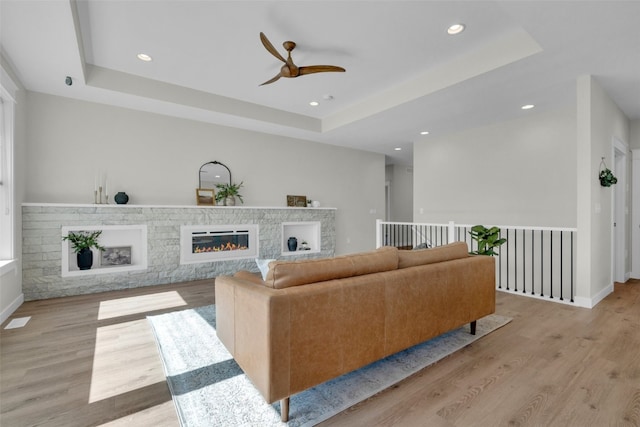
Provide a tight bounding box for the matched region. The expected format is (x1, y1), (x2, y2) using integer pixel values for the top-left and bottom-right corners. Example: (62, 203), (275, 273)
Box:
(573, 283), (614, 309)
(1, 293), (24, 325)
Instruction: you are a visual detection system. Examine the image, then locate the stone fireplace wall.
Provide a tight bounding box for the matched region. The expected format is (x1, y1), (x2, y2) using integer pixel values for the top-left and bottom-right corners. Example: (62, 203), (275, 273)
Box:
(22, 204), (336, 301)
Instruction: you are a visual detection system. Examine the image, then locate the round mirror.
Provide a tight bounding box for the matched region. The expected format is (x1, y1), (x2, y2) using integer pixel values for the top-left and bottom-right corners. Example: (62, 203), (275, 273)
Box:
(199, 161), (231, 189)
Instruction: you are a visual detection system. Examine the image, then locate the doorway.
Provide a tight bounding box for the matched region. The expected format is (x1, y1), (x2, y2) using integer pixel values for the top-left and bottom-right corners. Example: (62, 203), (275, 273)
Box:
(613, 138), (627, 283)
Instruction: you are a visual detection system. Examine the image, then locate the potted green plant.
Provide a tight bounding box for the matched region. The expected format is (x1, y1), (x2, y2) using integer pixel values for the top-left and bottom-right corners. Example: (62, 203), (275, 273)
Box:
(599, 168), (618, 187)
(468, 225), (507, 256)
(215, 182), (244, 206)
(62, 230), (105, 270)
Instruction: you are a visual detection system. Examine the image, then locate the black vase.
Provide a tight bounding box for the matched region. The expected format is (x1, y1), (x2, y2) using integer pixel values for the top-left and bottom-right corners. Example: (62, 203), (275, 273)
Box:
(77, 248), (93, 270)
(287, 237), (298, 252)
(114, 192), (129, 204)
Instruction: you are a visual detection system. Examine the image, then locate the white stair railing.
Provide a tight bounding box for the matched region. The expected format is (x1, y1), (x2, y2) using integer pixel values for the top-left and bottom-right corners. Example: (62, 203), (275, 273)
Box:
(376, 220), (578, 304)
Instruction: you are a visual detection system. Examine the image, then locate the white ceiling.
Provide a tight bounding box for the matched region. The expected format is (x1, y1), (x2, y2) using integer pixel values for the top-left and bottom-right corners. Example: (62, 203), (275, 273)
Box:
(2, 0), (639, 165)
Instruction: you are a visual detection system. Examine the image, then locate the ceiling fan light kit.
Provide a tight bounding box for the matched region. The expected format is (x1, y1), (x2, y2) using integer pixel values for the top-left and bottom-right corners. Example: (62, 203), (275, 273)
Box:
(259, 32), (345, 86)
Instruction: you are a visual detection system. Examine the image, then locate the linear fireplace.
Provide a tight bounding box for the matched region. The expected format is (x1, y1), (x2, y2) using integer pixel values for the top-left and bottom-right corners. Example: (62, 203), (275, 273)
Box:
(180, 224), (259, 264)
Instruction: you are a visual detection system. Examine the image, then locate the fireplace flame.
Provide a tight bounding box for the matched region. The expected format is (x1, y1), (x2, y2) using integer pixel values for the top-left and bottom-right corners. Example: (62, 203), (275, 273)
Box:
(193, 241), (248, 253)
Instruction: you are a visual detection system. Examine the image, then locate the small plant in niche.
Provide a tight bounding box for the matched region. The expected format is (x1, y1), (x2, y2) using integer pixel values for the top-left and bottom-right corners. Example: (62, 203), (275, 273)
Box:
(62, 230), (105, 270)
(468, 225), (507, 257)
(62, 230), (105, 253)
(215, 182), (244, 206)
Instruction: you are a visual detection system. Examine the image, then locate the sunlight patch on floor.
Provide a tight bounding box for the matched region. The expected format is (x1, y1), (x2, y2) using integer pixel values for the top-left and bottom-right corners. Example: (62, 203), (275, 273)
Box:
(98, 291), (187, 320)
(89, 318), (166, 403)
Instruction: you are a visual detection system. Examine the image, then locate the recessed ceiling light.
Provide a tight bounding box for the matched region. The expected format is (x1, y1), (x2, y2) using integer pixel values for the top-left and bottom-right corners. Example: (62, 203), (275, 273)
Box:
(394, 147), (402, 151)
(447, 24), (465, 35)
(309, 101), (319, 106)
(420, 131), (430, 135)
(521, 104), (535, 110)
(137, 53), (152, 62)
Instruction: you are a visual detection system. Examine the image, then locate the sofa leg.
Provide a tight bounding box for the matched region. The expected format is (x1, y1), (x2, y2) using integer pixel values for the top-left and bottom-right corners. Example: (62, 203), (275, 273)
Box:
(281, 397), (290, 422)
(470, 320), (477, 335)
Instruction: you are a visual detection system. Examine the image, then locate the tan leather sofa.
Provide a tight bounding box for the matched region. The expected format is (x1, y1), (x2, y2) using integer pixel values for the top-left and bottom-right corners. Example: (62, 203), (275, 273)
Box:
(215, 242), (495, 421)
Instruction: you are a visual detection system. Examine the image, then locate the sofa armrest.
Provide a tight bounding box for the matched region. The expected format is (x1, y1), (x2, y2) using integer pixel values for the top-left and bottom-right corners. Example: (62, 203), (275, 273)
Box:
(215, 275), (291, 403)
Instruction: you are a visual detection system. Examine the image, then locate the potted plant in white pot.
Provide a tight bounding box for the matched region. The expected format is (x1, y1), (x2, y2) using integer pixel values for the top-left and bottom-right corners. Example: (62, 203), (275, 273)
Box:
(215, 182), (244, 206)
(62, 230), (105, 270)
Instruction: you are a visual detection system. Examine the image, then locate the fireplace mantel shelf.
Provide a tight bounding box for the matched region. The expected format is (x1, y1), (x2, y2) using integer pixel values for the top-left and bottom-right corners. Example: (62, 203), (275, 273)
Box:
(23, 203), (336, 210)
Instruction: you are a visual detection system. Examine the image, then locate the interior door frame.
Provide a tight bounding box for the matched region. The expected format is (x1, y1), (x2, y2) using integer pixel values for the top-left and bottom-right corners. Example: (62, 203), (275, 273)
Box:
(612, 137), (628, 283)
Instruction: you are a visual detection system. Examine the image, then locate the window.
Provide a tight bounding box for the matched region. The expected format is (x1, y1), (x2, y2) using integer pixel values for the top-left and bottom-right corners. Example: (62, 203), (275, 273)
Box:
(1, 65), (17, 264)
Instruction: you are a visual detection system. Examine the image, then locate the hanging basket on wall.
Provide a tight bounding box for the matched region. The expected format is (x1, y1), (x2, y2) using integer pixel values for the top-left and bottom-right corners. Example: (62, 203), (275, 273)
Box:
(599, 157), (618, 187)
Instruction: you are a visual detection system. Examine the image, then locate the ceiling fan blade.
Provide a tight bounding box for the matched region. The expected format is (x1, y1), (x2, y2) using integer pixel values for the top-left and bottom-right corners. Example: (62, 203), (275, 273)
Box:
(259, 73), (283, 86)
(299, 65), (346, 75)
(260, 32), (287, 63)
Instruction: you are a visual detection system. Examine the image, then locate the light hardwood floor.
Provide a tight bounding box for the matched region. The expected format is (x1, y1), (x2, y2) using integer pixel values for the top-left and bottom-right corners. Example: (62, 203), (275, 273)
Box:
(1, 279), (638, 426)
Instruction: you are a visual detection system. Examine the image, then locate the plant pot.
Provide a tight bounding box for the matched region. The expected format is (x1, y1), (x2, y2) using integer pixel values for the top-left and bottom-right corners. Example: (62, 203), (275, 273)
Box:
(77, 248), (93, 270)
(599, 169), (617, 187)
(287, 237), (298, 252)
(224, 196), (236, 206)
(114, 192), (129, 204)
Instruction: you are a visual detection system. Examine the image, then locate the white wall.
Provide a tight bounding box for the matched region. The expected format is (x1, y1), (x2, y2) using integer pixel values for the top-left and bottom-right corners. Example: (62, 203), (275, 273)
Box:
(632, 120), (640, 278)
(0, 56), (26, 322)
(413, 78), (631, 307)
(413, 106), (577, 227)
(577, 76), (631, 306)
(24, 92), (386, 256)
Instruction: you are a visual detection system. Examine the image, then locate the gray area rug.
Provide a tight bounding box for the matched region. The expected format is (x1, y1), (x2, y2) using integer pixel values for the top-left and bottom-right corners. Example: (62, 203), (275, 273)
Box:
(148, 306), (511, 427)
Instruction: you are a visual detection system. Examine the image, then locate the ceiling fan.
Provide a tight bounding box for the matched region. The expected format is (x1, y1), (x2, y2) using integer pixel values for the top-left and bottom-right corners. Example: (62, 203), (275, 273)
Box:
(259, 32), (345, 86)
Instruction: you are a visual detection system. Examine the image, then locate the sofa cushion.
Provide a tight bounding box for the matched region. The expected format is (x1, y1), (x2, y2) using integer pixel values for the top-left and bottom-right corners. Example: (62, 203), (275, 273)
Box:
(264, 246), (399, 289)
(397, 241), (469, 269)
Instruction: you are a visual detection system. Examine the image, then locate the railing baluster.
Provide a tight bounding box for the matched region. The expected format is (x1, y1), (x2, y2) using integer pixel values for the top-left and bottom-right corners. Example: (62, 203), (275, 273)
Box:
(404, 224), (408, 248)
(514, 229), (518, 292)
(498, 229), (502, 289)
(522, 229), (526, 294)
(550, 230), (554, 299)
(560, 231), (564, 301)
(506, 229), (510, 291)
(540, 230), (544, 297)
(571, 232), (574, 303)
(392, 224), (395, 247)
(376, 221), (576, 305)
(531, 229), (535, 295)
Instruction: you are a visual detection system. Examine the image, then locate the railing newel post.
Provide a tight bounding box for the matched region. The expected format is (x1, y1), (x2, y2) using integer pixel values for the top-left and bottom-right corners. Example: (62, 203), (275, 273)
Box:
(448, 221), (456, 243)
